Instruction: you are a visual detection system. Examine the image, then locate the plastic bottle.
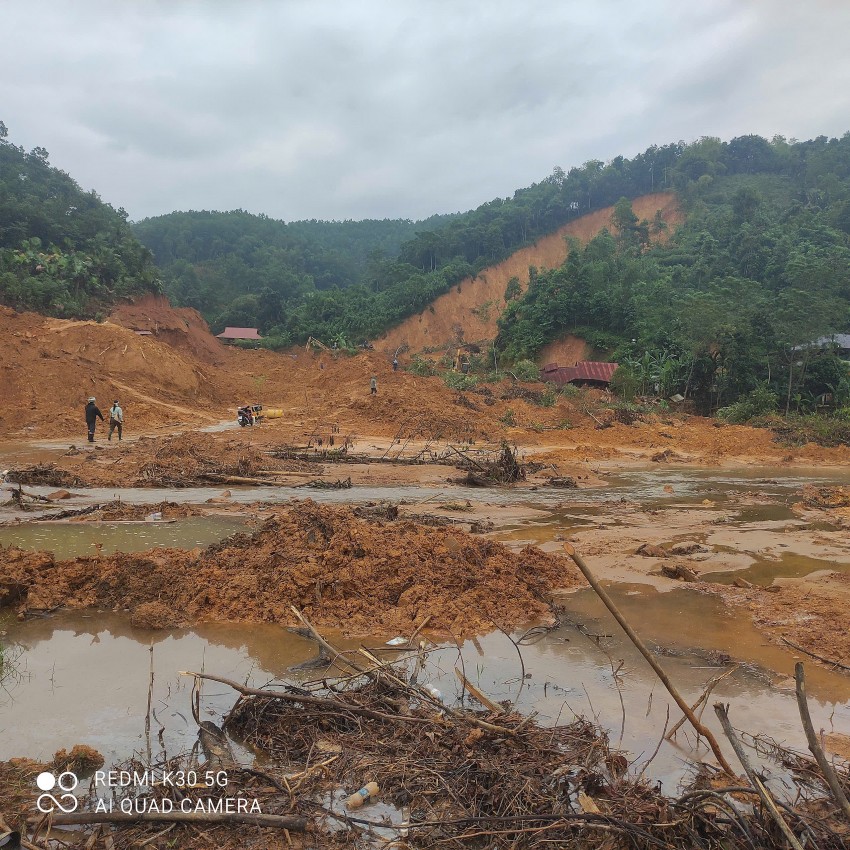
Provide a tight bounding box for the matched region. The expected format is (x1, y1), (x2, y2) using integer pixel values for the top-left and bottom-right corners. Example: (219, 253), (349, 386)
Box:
(345, 781), (379, 809)
(423, 684), (442, 701)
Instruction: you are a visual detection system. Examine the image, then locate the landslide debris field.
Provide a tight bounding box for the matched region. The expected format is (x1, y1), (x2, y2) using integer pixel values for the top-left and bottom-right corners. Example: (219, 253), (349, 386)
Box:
(2, 501), (579, 634)
(2, 236), (850, 848)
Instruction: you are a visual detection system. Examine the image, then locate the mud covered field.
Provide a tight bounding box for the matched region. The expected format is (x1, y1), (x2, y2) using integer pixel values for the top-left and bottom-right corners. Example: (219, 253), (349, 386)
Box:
(2, 297), (850, 849)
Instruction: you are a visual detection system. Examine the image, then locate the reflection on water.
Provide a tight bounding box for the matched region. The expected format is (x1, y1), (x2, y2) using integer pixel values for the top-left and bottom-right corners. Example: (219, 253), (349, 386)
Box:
(704, 551), (844, 586)
(3, 586), (849, 790)
(0, 517), (249, 559)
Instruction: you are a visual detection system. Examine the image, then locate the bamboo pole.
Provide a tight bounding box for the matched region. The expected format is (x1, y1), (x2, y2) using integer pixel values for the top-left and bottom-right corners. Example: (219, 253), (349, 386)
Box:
(562, 542), (734, 774)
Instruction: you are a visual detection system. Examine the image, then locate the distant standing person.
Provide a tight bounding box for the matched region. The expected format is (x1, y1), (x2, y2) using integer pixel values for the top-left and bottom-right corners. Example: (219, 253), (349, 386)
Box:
(392, 357), (398, 371)
(108, 399), (124, 441)
(370, 375), (378, 395)
(85, 397), (104, 442)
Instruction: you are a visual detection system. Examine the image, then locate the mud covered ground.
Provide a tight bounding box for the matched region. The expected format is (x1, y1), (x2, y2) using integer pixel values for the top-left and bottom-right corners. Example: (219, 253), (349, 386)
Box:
(1, 500), (579, 635)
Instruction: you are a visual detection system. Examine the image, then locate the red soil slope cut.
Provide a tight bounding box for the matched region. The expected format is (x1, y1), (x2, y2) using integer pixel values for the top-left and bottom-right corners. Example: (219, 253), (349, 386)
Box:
(378, 192), (682, 355)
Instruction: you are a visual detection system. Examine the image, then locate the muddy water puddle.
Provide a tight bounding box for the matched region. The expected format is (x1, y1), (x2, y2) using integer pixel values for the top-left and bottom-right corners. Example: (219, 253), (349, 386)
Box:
(3, 586), (849, 789)
(0, 516), (250, 558)
(703, 551), (845, 586)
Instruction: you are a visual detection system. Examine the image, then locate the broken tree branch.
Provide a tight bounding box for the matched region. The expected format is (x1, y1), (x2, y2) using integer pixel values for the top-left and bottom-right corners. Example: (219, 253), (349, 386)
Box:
(714, 702), (804, 850)
(289, 606), (366, 674)
(794, 661), (850, 822)
(455, 668), (504, 714)
(181, 671), (433, 726)
(781, 636), (850, 673)
(666, 665), (738, 740)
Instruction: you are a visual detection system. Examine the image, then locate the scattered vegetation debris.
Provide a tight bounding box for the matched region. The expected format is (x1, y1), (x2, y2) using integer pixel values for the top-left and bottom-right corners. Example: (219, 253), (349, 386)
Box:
(802, 485), (850, 509)
(296, 477), (352, 489)
(5, 464), (84, 487)
(453, 442), (526, 486)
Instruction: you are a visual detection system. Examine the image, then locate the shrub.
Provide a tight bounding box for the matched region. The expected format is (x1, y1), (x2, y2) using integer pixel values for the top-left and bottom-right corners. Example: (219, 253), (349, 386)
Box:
(499, 408), (516, 426)
(539, 386), (557, 407)
(512, 359), (541, 382)
(717, 383), (778, 424)
(406, 356), (436, 377)
(609, 365), (640, 401)
(443, 372), (478, 390)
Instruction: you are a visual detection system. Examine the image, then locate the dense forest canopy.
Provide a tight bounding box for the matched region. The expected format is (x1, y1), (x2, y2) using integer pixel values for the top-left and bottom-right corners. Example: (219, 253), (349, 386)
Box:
(0, 121), (161, 317)
(496, 133), (850, 412)
(131, 210), (457, 337)
(132, 132), (850, 364)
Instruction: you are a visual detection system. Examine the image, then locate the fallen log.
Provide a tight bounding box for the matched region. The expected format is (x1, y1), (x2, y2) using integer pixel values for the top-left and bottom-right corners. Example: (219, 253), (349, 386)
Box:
(198, 473), (285, 487)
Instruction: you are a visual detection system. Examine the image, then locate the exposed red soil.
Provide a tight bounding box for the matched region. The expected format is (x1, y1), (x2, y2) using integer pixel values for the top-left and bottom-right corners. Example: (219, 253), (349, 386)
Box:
(378, 192), (683, 355)
(1, 501), (580, 636)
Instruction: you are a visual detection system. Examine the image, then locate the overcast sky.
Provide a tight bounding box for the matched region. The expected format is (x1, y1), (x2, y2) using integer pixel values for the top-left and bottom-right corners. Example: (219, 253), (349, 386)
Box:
(2, 1), (849, 223)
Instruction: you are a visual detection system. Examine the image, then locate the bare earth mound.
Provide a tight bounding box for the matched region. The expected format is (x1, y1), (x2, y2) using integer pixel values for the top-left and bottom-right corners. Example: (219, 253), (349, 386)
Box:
(1, 501), (580, 635)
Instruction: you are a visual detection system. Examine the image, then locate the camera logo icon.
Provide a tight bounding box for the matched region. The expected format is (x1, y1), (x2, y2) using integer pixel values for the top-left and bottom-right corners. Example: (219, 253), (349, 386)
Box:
(35, 771), (79, 813)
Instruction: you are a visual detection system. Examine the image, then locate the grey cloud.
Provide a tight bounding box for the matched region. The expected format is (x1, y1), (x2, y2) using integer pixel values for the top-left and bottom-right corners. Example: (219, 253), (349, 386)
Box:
(1, 0), (848, 221)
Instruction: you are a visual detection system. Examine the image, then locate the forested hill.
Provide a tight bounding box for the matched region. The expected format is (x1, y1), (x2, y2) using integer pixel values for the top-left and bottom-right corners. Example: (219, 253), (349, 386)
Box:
(135, 133), (850, 355)
(131, 210), (456, 334)
(134, 139), (689, 345)
(0, 122), (161, 318)
(496, 133), (850, 413)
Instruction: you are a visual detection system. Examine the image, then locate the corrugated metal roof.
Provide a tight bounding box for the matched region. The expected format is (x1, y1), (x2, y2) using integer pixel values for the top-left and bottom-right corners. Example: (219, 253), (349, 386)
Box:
(573, 361), (618, 382)
(540, 360), (618, 385)
(216, 327), (262, 340)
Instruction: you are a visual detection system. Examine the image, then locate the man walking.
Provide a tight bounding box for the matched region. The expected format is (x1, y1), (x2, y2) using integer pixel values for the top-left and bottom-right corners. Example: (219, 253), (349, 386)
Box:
(85, 397), (104, 442)
(370, 375), (378, 395)
(108, 399), (124, 441)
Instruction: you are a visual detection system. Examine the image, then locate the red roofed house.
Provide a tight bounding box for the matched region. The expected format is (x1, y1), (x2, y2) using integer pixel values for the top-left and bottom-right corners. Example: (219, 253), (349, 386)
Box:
(541, 360), (618, 389)
(216, 327), (262, 344)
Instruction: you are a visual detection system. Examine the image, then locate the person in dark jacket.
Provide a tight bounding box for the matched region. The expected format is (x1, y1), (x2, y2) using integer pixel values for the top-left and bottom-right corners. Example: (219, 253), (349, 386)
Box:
(85, 397), (104, 442)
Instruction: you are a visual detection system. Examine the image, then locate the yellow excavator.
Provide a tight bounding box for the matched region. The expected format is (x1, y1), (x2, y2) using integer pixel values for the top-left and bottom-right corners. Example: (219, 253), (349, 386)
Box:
(237, 403), (284, 426)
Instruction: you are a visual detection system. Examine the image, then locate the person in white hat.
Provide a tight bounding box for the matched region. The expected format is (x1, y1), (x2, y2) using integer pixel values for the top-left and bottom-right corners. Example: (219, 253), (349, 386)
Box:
(85, 397), (104, 442)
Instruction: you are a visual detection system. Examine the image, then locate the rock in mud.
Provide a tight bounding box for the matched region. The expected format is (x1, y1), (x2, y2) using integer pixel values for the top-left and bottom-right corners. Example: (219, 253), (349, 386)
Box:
(635, 543), (668, 558)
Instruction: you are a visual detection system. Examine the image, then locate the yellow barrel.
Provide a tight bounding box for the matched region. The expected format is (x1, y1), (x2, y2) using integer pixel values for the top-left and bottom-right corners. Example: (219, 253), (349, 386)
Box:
(262, 408), (284, 418)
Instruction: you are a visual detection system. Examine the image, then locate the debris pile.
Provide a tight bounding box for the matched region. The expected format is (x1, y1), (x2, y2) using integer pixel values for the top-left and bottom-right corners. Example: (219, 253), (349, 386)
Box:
(5, 633), (849, 849)
(135, 432), (312, 486)
(4, 464), (84, 488)
(801, 484), (850, 509)
(453, 442), (526, 485)
(1, 501), (579, 634)
(81, 500), (202, 521)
